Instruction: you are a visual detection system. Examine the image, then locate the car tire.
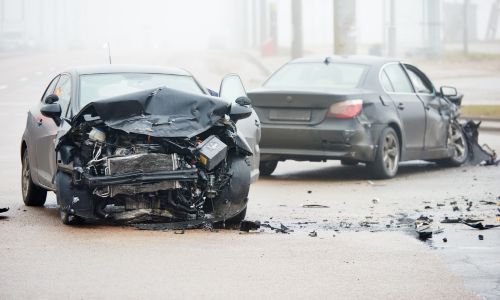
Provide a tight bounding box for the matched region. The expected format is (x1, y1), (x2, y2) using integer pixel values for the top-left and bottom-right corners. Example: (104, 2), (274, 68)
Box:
(259, 160), (278, 176)
(367, 127), (400, 179)
(435, 122), (468, 167)
(226, 206), (247, 224)
(341, 159), (358, 166)
(21, 149), (47, 206)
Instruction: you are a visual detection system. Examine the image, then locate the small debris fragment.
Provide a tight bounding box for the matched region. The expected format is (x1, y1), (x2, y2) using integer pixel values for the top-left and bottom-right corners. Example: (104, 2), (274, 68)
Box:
(453, 206), (460, 212)
(0, 207), (9, 213)
(302, 204), (329, 208)
(307, 190), (312, 194)
(424, 206), (432, 209)
(450, 201), (457, 205)
(174, 229), (185, 234)
(443, 237), (448, 243)
(478, 234), (484, 240)
(479, 200), (497, 205)
(239, 220), (261, 232)
(309, 231), (318, 237)
(415, 215), (433, 240)
(462, 222), (500, 230)
(436, 203), (445, 207)
(372, 198), (380, 204)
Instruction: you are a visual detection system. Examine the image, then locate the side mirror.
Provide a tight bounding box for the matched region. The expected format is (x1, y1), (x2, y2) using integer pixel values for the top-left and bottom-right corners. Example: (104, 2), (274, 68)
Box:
(440, 86), (463, 106)
(229, 102), (252, 122)
(440, 86), (457, 97)
(235, 96), (252, 106)
(44, 94), (59, 104)
(41, 103), (62, 126)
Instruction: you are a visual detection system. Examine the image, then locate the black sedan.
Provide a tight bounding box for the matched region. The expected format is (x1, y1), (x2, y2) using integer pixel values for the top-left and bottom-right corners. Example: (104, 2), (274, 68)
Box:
(248, 56), (467, 178)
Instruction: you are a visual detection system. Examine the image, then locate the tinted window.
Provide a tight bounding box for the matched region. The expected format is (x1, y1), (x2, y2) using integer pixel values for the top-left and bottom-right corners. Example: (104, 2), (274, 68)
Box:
(264, 62), (367, 89)
(406, 68), (433, 94)
(41, 75), (60, 102)
(383, 64), (413, 93)
(380, 70), (394, 92)
(54, 74), (71, 117)
(79, 73), (203, 108)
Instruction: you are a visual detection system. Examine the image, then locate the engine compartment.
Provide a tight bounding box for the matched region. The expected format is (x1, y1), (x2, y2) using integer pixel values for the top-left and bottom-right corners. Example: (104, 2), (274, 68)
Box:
(56, 116), (250, 223)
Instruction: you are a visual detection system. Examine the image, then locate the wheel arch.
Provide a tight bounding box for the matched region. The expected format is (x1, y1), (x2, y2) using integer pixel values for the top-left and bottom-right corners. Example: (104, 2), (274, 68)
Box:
(21, 140), (27, 162)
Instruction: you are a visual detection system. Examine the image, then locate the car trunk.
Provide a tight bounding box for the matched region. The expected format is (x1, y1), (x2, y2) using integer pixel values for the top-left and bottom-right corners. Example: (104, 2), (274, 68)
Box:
(248, 89), (365, 126)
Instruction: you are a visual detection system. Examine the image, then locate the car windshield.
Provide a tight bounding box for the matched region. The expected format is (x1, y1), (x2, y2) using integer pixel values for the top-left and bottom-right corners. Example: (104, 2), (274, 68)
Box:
(264, 62), (367, 89)
(79, 73), (204, 107)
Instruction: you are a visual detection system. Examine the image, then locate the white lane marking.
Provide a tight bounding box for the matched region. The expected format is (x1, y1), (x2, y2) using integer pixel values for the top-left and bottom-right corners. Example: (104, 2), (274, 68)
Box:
(19, 77), (28, 82)
(0, 85), (7, 90)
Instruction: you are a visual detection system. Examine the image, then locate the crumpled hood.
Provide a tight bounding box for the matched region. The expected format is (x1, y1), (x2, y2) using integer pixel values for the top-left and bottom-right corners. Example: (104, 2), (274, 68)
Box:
(72, 87), (229, 138)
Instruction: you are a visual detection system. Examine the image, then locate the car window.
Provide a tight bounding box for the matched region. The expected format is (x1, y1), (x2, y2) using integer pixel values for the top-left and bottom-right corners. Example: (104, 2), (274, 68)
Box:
(79, 73), (204, 108)
(264, 62), (367, 89)
(54, 74), (72, 117)
(380, 70), (394, 92)
(383, 64), (414, 93)
(41, 75), (60, 102)
(405, 67), (433, 94)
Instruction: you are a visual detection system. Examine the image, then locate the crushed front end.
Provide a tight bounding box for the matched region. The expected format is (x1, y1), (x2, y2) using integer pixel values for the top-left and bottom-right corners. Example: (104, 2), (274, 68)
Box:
(55, 87), (252, 224)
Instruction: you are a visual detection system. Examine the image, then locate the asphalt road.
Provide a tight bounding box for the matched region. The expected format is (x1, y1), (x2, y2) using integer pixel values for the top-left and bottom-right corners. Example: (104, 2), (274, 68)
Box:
(0, 51), (499, 299)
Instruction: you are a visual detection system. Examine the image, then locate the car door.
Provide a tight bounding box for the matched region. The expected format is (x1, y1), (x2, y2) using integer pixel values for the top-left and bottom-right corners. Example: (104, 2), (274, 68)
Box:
(29, 75), (60, 187)
(382, 63), (426, 158)
(35, 73), (72, 188)
(404, 64), (448, 150)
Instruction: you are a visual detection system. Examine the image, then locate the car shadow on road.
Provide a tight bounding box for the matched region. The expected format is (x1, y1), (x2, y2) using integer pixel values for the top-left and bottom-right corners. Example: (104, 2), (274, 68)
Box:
(261, 162), (451, 182)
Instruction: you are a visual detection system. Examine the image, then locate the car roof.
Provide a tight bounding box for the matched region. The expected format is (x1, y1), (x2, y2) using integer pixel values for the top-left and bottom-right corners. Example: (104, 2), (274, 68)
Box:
(66, 64), (192, 76)
(288, 55), (399, 67)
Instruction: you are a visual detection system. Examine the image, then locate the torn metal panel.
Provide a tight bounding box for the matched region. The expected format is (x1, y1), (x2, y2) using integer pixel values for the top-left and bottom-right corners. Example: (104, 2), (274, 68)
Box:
(462, 121), (499, 165)
(71, 87), (229, 138)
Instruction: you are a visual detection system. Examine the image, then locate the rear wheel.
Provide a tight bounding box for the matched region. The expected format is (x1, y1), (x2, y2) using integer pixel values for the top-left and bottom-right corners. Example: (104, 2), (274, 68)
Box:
(259, 160), (278, 176)
(367, 127), (400, 179)
(21, 149), (47, 206)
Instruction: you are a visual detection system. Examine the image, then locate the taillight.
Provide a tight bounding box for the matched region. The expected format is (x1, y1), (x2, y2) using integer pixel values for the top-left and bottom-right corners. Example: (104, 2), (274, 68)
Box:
(326, 99), (363, 118)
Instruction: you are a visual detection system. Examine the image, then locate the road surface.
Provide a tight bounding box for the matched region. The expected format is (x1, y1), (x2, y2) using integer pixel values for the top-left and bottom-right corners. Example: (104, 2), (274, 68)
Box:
(0, 50), (499, 299)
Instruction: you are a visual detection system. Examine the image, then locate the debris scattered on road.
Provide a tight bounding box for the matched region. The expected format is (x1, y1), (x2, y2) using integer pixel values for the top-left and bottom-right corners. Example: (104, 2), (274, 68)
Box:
(415, 216), (433, 240)
(443, 237), (448, 243)
(479, 200), (497, 205)
(260, 223), (293, 234)
(0, 207), (9, 213)
(308, 230), (318, 237)
(302, 204), (329, 208)
(462, 222), (500, 230)
(372, 198), (380, 204)
(441, 217), (484, 224)
(307, 190), (312, 194)
(478, 234), (484, 240)
(450, 201), (457, 205)
(437, 203), (445, 207)
(453, 206), (460, 211)
(239, 220), (261, 232)
(433, 228), (444, 235)
(424, 205), (432, 209)
(174, 229), (185, 234)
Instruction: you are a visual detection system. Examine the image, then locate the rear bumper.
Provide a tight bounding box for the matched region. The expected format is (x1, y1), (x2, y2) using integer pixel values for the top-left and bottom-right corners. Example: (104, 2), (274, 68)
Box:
(259, 119), (383, 162)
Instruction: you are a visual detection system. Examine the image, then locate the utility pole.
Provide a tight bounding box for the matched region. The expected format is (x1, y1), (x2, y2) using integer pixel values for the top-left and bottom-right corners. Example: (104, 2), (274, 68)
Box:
(291, 0), (303, 58)
(463, 0), (469, 55)
(334, 0), (356, 55)
(387, 0), (396, 56)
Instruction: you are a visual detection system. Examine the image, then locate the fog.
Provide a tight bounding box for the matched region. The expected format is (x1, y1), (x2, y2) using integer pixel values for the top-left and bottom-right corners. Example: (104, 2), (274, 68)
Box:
(1, 0), (498, 57)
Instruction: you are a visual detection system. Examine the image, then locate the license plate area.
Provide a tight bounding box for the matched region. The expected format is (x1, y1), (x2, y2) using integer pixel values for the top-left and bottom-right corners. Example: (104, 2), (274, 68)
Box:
(269, 109), (311, 121)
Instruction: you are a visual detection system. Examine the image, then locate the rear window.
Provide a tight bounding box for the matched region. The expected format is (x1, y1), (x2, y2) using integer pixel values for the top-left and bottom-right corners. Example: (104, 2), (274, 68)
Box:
(264, 62), (367, 89)
(79, 73), (203, 108)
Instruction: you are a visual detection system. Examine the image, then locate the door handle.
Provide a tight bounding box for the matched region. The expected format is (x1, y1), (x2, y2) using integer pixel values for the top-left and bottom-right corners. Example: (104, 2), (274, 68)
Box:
(37, 119), (43, 126)
(397, 103), (405, 110)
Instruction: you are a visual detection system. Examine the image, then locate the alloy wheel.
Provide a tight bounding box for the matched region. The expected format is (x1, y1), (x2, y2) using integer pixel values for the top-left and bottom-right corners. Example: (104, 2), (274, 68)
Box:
(382, 133), (399, 173)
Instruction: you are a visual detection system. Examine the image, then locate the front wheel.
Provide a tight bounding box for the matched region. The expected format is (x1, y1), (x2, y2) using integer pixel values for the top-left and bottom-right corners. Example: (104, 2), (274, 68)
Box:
(435, 122), (468, 167)
(259, 160), (278, 176)
(367, 127), (400, 179)
(21, 149), (47, 206)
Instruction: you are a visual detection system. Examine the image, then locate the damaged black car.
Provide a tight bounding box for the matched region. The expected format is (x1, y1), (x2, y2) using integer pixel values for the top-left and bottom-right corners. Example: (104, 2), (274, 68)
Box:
(21, 66), (256, 225)
(249, 56), (468, 178)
